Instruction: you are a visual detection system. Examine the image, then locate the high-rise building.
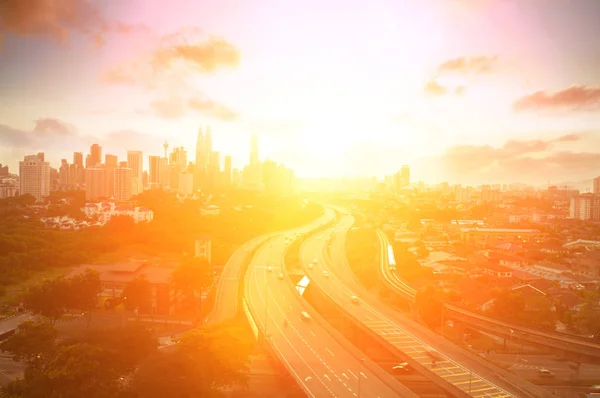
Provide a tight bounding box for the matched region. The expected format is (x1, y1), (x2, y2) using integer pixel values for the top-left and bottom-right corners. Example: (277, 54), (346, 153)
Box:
(73, 152), (83, 167)
(19, 153), (50, 202)
(170, 147), (187, 172)
(179, 172), (194, 195)
(86, 144), (102, 168)
(594, 176), (600, 195)
(159, 157), (169, 189)
(85, 168), (106, 201)
(400, 165), (410, 186)
(208, 151), (220, 188)
(196, 127), (208, 172)
(149, 156), (161, 188)
(0, 164), (8, 177)
(250, 135), (259, 165)
(114, 164), (133, 202)
(223, 155), (232, 185)
(570, 193), (600, 221)
(105, 154), (118, 198)
(127, 150), (143, 196)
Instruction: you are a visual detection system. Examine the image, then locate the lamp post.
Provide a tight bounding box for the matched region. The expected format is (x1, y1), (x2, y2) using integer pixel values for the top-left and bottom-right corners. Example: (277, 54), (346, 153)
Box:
(357, 358), (365, 398)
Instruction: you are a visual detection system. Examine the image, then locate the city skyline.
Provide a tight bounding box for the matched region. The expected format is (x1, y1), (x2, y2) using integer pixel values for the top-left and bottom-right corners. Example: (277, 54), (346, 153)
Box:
(1, 1), (600, 184)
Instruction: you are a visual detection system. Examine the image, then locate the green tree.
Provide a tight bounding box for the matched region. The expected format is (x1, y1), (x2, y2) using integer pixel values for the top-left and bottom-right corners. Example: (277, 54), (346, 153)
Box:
(66, 269), (101, 327)
(128, 323), (250, 397)
(172, 256), (214, 311)
(23, 278), (70, 325)
(415, 285), (443, 330)
(0, 322), (57, 364)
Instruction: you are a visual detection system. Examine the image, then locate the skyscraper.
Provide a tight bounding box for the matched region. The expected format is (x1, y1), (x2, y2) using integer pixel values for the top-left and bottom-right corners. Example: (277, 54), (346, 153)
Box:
(223, 155), (232, 185)
(105, 154), (118, 198)
(170, 147), (187, 172)
(149, 155), (161, 187)
(85, 168), (106, 201)
(87, 144), (102, 168)
(127, 151), (143, 196)
(401, 165), (410, 187)
(19, 153), (50, 202)
(196, 127), (208, 172)
(114, 163), (133, 202)
(250, 135), (259, 165)
(594, 176), (600, 195)
(208, 151), (220, 188)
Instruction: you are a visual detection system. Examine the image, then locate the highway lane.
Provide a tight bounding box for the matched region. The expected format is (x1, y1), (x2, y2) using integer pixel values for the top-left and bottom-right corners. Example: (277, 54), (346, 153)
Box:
(0, 313), (38, 336)
(244, 210), (416, 398)
(208, 233), (278, 324)
(300, 215), (555, 398)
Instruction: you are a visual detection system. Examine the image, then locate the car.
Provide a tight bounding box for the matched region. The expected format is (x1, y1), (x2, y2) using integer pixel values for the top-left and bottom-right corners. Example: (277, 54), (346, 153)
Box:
(300, 311), (311, 322)
(278, 273), (284, 280)
(351, 296), (360, 305)
(267, 266), (273, 272)
(538, 368), (554, 378)
(323, 271), (329, 278)
(391, 362), (411, 374)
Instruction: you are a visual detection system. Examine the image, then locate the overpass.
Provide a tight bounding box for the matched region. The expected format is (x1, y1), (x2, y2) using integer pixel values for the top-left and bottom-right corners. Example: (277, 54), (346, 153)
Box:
(298, 213), (559, 397)
(376, 229), (600, 363)
(243, 209), (418, 397)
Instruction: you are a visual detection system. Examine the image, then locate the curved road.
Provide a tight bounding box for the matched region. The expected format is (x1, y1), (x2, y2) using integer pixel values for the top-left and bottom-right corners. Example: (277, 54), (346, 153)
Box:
(244, 209), (417, 398)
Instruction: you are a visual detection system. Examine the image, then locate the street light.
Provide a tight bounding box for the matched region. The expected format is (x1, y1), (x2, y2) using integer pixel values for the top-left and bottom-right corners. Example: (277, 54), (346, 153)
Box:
(357, 358), (365, 398)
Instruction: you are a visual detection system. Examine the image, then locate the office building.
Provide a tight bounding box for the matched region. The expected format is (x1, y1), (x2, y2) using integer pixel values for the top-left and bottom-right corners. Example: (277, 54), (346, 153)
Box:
(208, 151), (220, 188)
(114, 163), (133, 202)
(127, 150), (143, 196)
(570, 193), (600, 221)
(223, 155), (232, 185)
(179, 172), (194, 195)
(85, 168), (107, 201)
(170, 147), (187, 172)
(19, 153), (50, 202)
(148, 155), (161, 188)
(594, 176), (600, 195)
(86, 144), (102, 168)
(159, 157), (169, 189)
(250, 135), (259, 165)
(0, 164), (8, 177)
(105, 154), (118, 198)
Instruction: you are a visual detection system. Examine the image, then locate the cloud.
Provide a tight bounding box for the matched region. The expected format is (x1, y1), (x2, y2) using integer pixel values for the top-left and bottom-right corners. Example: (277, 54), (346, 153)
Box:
(188, 96), (239, 121)
(0, 124), (31, 147)
(147, 95), (239, 121)
(428, 134), (598, 184)
(0, 0), (105, 44)
(455, 86), (466, 96)
(102, 32), (240, 87)
(424, 80), (447, 97)
(438, 55), (498, 75)
(150, 97), (187, 119)
(33, 118), (76, 136)
(513, 86), (600, 112)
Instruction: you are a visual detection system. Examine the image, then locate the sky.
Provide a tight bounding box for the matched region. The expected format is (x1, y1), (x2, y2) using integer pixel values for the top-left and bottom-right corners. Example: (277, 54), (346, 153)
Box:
(1, 0), (600, 185)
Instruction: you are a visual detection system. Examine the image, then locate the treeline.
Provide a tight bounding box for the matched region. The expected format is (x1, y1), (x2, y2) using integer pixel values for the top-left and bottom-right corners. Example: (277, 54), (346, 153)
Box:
(0, 321), (249, 398)
(0, 190), (323, 289)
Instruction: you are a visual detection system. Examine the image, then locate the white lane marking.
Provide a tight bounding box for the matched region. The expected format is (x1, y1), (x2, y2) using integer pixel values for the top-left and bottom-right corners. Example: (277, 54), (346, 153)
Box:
(324, 374), (331, 381)
(342, 373), (349, 380)
(326, 348), (335, 356)
(348, 369), (357, 379)
(305, 376), (312, 381)
(310, 330), (316, 337)
(360, 372), (367, 379)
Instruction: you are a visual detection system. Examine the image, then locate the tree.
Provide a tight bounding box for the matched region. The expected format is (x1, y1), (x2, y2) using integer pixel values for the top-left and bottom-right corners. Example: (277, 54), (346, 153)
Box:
(0, 322), (57, 364)
(23, 278), (70, 325)
(121, 275), (151, 313)
(66, 269), (101, 327)
(415, 285), (443, 330)
(128, 323), (250, 398)
(172, 256), (214, 311)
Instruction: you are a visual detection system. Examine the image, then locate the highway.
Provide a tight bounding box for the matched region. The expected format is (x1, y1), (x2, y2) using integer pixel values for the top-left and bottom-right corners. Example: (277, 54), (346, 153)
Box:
(300, 214), (557, 398)
(244, 209), (417, 397)
(0, 313), (38, 338)
(208, 233), (278, 324)
(375, 230), (600, 360)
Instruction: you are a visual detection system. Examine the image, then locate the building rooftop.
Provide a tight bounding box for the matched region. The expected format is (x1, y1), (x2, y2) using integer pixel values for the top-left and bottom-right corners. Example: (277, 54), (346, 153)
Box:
(461, 228), (541, 233)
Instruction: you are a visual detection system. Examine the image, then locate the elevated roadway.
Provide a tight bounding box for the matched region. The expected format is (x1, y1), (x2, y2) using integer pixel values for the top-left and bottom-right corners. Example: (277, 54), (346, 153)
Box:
(244, 209), (418, 397)
(300, 214), (557, 398)
(376, 230), (600, 362)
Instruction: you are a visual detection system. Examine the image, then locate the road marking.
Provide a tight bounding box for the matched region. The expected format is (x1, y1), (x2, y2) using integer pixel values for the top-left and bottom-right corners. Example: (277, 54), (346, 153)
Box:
(360, 372), (367, 379)
(342, 373), (349, 380)
(305, 376), (312, 381)
(309, 330), (316, 337)
(348, 369), (357, 379)
(326, 348), (334, 356)
(323, 374), (330, 381)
